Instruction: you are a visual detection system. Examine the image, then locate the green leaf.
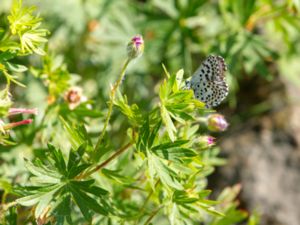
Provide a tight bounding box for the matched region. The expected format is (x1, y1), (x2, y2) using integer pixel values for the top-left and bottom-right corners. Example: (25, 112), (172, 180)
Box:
(8, 0), (48, 55)
(5, 62), (27, 72)
(114, 93), (143, 126)
(153, 147), (197, 160)
(70, 180), (109, 196)
(137, 117), (151, 151)
(16, 192), (43, 206)
(48, 144), (67, 176)
(0, 179), (13, 193)
(67, 163), (91, 179)
(67, 144), (86, 171)
(51, 193), (72, 217)
(69, 183), (108, 218)
(73, 106), (103, 118)
(173, 190), (198, 204)
(148, 120), (161, 149)
(102, 168), (135, 185)
(69, 187), (92, 221)
(151, 140), (196, 160)
(0, 41), (19, 52)
(16, 184), (62, 207)
(147, 151), (183, 190)
(160, 105), (176, 142)
(198, 203), (224, 217)
(35, 186), (61, 218)
(24, 158), (61, 183)
(0, 51), (17, 61)
(152, 140), (189, 151)
(0, 89), (12, 117)
(4, 207), (17, 225)
(60, 117), (88, 150)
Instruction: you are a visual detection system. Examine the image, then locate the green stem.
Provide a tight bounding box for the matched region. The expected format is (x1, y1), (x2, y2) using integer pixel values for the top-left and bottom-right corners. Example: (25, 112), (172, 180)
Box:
(94, 58), (131, 151)
(135, 180), (160, 225)
(142, 206), (163, 225)
(79, 142), (132, 179)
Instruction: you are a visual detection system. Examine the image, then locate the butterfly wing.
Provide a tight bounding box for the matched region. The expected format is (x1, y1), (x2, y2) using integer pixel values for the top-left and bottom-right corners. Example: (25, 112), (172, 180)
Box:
(189, 55), (228, 108)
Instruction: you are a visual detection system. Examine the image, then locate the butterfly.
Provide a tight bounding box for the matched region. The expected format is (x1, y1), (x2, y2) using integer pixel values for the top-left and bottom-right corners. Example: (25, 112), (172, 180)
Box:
(185, 55), (229, 108)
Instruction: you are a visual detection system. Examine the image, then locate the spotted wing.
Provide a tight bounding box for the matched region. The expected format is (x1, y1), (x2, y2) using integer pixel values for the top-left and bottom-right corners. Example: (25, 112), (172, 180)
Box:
(189, 55), (228, 108)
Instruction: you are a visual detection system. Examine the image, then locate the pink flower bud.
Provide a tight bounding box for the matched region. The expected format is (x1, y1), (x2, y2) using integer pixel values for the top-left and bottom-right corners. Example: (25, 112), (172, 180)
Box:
(127, 35), (144, 59)
(207, 114), (228, 132)
(8, 108), (38, 115)
(2, 119), (32, 130)
(207, 136), (215, 145)
(198, 135), (215, 148)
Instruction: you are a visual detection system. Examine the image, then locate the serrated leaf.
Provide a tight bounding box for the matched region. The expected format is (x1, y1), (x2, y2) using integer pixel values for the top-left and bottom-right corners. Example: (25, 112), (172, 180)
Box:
(114, 93), (142, 126)
(67, 163), (91, 179)
(67, 144), (86, 172)
(16, 184), (61, 207)
(60, 117), (86, 149)
(16, 192), (43, 206)
(51, 193), (71, 217)
(48, 144), (67, 171)
(24, 159), (61, 183)
(147, 120), (161, 149)
(160, 105), (176, 142)
(70, 180), (109, 196)
(35, 186), (61, 218)
(69, 187), (92, 221)
(69, 183), (108, 217)
(147, 151), (183, 190)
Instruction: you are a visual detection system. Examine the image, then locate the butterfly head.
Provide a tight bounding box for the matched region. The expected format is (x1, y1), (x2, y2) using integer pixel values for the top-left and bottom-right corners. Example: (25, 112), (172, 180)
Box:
(184, 79), (191, 90)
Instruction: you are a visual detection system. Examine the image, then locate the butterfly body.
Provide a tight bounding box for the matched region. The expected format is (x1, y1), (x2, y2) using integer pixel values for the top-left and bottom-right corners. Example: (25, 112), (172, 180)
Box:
(186, 55), (229, 108)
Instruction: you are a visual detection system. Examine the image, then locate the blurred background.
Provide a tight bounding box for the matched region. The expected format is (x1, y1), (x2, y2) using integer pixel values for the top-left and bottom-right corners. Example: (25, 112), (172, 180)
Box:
(1, 0), (300, 224)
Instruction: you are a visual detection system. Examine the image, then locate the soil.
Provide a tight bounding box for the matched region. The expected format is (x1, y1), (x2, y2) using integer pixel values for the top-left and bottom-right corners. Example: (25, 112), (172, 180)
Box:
(210, 74), (300, 225)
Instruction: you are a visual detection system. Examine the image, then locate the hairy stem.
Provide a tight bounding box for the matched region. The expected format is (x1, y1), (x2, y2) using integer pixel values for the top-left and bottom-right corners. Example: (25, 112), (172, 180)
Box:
(94, 58), (131, 151)
(135, 180), (161, 225)
(142, 206), (163, 225)
(80, 142), (132, 179)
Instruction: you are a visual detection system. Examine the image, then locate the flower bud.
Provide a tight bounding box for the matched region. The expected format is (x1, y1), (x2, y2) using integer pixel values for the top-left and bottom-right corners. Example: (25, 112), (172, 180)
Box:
(8, 108), (38, 115)
(198, 135), (215, 148)
(127, 35), (144, 60)
(1, 119), (32, 131)
(207, 114), (228, 132)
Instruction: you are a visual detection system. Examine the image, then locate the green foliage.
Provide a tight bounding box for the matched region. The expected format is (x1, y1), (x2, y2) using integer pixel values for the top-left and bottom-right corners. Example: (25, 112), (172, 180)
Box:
(7, 0), (48, 55)
(1, 0), (299, 224)
(1, 58), (247, 224)
(159, 67), (204, 141)
(31, 53), (70, 99)
(0, 89), (12, 117)
(0, 0), (48, 87)
(16, 144), (110, 222)
(0, 0), (49, 145)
